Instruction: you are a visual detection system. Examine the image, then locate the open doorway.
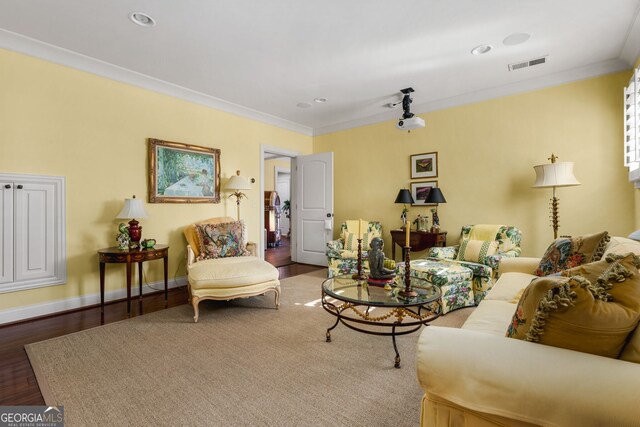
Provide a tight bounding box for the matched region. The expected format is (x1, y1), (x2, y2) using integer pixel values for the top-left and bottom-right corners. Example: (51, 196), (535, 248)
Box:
(264, 156), (292, 267)
(260, 145), (334, 270)
(260, 145), (299, 268)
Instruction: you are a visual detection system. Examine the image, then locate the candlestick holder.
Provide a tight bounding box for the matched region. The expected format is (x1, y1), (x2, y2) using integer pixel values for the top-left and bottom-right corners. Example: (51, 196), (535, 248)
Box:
(352, 238), (367, 281)
(398, 245), (418, 298)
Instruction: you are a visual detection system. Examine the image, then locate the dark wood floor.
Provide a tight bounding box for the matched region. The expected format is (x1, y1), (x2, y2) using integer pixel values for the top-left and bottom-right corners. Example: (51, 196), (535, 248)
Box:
(264, 235), (293, 267)
(0, 262), (323, 406)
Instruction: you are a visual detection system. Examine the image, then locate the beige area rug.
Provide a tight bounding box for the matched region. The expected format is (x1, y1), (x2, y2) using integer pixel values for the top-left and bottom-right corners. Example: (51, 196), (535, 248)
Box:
(26, 270), (473, 427)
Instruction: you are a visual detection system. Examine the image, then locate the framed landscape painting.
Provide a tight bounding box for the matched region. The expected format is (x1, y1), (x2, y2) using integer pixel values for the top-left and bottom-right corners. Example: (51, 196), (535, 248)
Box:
(411, 180), (438, 206)
(148, 138), (221, 203)
(410, 152), (438, 179)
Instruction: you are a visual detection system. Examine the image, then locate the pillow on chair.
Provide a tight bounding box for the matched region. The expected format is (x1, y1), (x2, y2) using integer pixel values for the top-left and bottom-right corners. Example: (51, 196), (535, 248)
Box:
(344, 232), (371, 252)
(456, 239), (498, 264)
(184, 216), (237, 257)
(195, 220), (250, 260)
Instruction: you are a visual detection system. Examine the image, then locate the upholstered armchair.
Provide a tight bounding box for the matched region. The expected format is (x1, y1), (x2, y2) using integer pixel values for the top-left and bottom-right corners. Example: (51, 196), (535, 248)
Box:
(427, 224), (522, 303)
(326, 220), (383, 277)
(184, 217), (280, 322)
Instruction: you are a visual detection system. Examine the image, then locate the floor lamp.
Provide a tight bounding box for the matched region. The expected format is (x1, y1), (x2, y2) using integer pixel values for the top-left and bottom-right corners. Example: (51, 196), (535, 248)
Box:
(225, 170), (252, 220)
(533, 154), (580, 239)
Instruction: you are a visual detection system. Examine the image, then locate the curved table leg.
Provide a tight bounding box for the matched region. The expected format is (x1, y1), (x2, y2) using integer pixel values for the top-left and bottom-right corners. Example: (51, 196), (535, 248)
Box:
(326, 313), (340, 342)
(392, 323), (401, 369)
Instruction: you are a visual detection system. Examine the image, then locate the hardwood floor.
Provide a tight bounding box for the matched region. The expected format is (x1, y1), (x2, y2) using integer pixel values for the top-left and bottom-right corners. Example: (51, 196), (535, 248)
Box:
(0, 263), (324, 406)
(264, 235), (293, 267)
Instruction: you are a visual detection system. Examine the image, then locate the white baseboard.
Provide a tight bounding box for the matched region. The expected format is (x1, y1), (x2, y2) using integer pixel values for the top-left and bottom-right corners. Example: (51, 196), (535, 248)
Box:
(0, 276), (188, 325)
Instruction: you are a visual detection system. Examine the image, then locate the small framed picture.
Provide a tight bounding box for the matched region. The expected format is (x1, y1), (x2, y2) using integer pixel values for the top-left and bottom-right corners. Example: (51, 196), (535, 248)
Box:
(410, 152), (438, 179)
(411, 181), (438, 206)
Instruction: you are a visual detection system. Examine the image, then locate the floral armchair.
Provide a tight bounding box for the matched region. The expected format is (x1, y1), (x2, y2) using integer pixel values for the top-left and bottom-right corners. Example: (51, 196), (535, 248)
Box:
(326, 220), (383, 277)
(428, 224), (522, 303)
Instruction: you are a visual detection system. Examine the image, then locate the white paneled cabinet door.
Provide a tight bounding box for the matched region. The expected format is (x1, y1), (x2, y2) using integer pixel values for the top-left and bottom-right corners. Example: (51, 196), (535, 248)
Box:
(14, 182), (56, 282)
(0, 173), (66, 293)
(0, 182), (14, 285)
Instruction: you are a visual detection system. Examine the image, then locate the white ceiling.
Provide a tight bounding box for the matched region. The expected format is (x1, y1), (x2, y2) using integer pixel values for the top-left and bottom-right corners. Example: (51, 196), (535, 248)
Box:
(1, 0), (639, 136)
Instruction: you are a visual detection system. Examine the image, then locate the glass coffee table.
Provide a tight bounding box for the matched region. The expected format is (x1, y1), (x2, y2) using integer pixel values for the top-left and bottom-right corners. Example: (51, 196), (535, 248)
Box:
(322, 274), (441, 368)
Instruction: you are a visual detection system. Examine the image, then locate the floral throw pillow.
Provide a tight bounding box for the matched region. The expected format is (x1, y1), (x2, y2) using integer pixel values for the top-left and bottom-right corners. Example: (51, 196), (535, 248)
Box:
(195, 220), (250, 260)
(534, 231), (610, 276)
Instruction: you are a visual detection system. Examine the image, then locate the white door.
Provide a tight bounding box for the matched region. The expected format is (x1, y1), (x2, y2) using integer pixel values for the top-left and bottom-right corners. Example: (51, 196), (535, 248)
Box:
(0, 182), (13, 285)
(295, 152), (333, 266)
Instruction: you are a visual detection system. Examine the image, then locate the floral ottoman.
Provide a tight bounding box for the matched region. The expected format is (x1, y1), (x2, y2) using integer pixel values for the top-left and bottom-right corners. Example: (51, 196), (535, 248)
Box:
(397, 259), (474, 314)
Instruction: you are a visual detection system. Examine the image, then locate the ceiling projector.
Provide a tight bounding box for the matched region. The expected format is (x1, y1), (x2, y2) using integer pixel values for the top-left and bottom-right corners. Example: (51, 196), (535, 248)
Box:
(394, 87), (425, 131)
(397, 116), (426, 130)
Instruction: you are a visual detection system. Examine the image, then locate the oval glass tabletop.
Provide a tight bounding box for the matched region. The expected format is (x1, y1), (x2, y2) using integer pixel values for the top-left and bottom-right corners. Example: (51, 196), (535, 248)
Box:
(322, 275), (441, 307)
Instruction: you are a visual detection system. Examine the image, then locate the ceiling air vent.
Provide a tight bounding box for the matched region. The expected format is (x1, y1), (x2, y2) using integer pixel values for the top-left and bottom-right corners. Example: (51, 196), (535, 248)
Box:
(508, 55), (548, 71)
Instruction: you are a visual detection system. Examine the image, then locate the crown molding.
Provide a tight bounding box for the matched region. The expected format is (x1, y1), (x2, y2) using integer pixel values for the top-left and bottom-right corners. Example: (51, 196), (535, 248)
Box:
(0, 29), (313, 137)
(620, 3), (640, 66)
(312, 58), (630, 136)
(0, 28), (634, 139)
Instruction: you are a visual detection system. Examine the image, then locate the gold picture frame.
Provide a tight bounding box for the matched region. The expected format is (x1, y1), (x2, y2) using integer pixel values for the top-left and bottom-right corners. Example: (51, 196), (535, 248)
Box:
(148, 138), (221, 203)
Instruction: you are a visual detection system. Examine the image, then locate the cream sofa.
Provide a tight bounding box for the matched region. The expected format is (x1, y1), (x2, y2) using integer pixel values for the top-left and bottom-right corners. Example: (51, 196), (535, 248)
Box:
(416, 236), (640, 427)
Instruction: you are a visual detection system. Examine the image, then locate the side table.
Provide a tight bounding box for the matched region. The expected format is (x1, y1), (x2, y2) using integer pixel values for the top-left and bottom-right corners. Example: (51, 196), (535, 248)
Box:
(98, 245), (169, 315)
(390, 230), (447, 261)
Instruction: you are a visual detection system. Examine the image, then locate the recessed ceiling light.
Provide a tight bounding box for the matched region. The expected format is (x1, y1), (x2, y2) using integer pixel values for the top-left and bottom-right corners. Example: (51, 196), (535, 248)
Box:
(129, 12), (156, 27)
(503, 33), (531, 46)
(297, 102), (312, 109)
(471, 44), (492, 55)
(314, 98), (327, 103)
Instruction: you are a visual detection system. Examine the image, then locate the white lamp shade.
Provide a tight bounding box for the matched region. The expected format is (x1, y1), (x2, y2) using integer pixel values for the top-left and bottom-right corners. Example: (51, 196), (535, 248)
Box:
(225, 174), (251, 191)
(116, 198), (148, 219)
(532, 162), (580, 188)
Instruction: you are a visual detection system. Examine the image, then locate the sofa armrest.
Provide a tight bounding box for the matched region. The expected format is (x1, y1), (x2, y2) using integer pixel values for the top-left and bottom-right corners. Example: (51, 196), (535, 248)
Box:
(326, 239), (344, 259)
(246, 241), (257, 257)
(497, 256), (540, 275)
(417, 327), (640, 427)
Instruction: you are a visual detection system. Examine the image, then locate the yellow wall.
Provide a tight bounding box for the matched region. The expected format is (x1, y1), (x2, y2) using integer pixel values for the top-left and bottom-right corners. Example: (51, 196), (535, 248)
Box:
(264, 158), (291, 191)
(0, 49), (312, 311)
(315, 71), (635, 258)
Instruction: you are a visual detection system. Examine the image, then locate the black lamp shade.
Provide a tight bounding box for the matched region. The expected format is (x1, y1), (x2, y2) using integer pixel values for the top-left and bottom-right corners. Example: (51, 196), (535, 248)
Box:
(394, 189), (414, 204)
(425, 187), (446, 204)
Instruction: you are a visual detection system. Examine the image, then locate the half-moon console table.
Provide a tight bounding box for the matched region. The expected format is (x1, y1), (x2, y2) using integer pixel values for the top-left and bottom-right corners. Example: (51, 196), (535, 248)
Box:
(98, 245), (169, 315)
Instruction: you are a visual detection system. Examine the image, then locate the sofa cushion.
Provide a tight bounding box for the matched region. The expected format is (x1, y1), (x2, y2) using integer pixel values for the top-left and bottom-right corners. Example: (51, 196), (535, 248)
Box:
(507, 253), (640, 358)
(456, 239), (498, 264)
(534, 231), (610, 276)
(461, 300), (518, 336)
(620, 326), (640, 363)
(605, 236), (640, 257)
(195, 220), (250, 260)
(188, 256), (278, 289)
(483, 272), (535, 302)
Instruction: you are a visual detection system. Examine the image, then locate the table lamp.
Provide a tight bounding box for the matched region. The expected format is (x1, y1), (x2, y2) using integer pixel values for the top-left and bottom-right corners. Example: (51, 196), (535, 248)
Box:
(394, 189), (415, 229)
(116, 195), (149, 248)
(225, 170), (252, 220)
(425, 187), (446, 231)
(532, 154), (580, 239)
